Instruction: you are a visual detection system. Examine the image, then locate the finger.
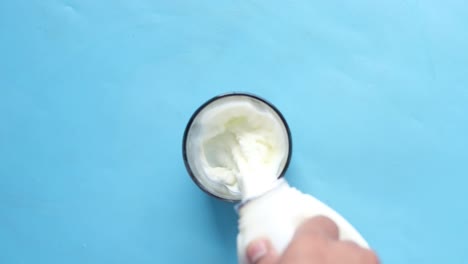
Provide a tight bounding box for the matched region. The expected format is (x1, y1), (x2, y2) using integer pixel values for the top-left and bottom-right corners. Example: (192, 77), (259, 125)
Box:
(340, 240), (361, 249)
(359, 248), (380, 264)
(294, 216), (339, 241)
(246, 239), (279, 264)
(330, 242), (380, 264)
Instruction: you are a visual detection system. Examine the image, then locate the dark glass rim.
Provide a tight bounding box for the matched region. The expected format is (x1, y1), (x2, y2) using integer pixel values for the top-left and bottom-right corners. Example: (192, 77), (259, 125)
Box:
(182, 92), (293, 202)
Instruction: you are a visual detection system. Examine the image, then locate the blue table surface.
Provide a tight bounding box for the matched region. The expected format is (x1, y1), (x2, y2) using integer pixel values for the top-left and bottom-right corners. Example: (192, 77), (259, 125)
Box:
(1, 1), (468, 263)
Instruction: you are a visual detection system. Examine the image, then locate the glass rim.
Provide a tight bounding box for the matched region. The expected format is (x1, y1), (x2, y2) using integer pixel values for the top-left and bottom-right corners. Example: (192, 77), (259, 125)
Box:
(182, 92), (293, 202)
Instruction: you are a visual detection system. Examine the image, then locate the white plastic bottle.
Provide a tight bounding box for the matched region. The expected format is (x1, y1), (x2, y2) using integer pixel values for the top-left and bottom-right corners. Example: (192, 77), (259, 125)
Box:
(236, 179), (368, 264)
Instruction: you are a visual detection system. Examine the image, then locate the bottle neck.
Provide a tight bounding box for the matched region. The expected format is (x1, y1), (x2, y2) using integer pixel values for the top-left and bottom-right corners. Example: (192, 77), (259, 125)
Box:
(235, 178), (288, 213)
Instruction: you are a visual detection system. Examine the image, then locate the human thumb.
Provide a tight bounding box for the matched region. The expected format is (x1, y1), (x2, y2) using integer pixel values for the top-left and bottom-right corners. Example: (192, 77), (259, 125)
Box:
(246, 239), (279, 264)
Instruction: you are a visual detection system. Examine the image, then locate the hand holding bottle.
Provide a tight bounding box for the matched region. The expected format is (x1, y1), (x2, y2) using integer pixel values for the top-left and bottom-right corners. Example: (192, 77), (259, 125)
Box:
(246, 216), (379, 264)
(237, 180), (372, 264)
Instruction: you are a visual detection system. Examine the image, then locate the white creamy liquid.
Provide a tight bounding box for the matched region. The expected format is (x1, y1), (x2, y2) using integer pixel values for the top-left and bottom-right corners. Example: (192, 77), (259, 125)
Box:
(186, 95), (289, 200)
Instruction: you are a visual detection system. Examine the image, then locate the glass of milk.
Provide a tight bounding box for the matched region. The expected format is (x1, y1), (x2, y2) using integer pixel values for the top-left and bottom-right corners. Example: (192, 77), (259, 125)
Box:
(183, 93), (292, 202)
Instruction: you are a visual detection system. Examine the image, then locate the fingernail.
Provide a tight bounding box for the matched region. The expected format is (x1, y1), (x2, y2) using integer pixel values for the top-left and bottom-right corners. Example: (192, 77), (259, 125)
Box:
(247, 240), (268, 264)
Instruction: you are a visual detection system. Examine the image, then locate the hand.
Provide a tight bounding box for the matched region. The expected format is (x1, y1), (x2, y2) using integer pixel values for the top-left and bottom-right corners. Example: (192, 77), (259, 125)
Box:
(246, 216), (379, 264)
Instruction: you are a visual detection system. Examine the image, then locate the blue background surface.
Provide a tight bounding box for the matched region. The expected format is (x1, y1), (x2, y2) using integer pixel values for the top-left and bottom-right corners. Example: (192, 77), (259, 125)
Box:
(1, 1), (468, 263)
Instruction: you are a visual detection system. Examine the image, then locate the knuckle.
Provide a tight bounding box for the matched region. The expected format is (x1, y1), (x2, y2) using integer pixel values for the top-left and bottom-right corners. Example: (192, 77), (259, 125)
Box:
(361, 249), (380, 264)
(317, 215), (338, 229)
(340, 240), (360, 249)
(313, 216), (339, 237)
(295, 234), (328, 249)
